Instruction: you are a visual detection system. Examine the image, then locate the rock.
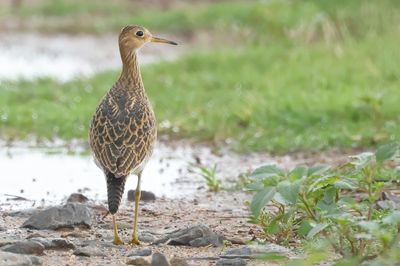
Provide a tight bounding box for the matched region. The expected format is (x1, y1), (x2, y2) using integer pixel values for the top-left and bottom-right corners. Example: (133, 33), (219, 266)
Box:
(170, 257), (190, 266)
(221, 244), (291, 259)
(30, 237), (75, 250)
(216, 258), (247, 266)
(225, 237), (246, 245)
(28, 255), (42, 265)
(189, 234), (224, 247)
(0, 238), (19, 248)
(157, 224), (223, 247)
(7, 209), (40, 218)
(126, 256), (152, 266)
(50, 238), (75, 250)
(73, 246), (104, 257)
(127, 248), (152, 257)
(67, 193), (89, 203)
(22, 203), (93, 230)
(0, 251), (42, 266)
(151, 252), (170, 266)
(0, 226), (5, 231)
(127, 190), (156, 202)
(138, 231), (158, 243)
(1, 240), (45, 255)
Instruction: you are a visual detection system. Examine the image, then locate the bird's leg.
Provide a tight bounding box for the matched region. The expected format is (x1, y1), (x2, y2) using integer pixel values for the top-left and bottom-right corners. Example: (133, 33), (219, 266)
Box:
(112, 215), (124, 245)
(129, 172), (142, 245)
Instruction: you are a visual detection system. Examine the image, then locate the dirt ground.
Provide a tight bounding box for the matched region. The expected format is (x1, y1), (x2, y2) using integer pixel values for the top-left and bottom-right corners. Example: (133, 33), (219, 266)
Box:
(1, 191), (281, 266)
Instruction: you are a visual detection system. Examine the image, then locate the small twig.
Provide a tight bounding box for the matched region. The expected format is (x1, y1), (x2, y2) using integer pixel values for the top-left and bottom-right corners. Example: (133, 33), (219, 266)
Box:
(3, 194), (31, 201)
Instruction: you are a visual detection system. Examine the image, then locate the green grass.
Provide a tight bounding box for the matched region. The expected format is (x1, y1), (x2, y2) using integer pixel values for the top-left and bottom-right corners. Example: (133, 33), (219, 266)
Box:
(1, 0), (400, 152)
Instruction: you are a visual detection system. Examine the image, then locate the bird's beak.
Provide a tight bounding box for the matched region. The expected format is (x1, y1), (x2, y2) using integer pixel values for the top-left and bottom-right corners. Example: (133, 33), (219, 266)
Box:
(150, 36), (178, 45)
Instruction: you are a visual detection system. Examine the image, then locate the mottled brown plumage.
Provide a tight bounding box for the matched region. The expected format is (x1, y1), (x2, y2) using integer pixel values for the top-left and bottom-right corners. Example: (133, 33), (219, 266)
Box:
(88, 25), (177, 245)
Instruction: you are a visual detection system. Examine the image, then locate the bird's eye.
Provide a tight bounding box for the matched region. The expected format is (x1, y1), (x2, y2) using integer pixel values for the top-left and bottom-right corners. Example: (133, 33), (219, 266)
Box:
(136, 31), (144, 37)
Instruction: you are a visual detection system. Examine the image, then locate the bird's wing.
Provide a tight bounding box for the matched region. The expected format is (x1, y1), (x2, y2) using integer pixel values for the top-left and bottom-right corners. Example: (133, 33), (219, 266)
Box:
(89, 92), (156, 177)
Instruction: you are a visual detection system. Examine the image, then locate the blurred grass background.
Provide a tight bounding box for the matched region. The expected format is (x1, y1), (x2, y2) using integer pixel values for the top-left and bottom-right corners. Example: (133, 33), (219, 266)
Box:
(0, 0), (399, 152)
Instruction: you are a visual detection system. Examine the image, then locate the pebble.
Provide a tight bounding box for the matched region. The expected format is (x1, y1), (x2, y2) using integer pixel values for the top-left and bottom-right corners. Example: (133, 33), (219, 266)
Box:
(73, 246), (104, 257)
(216, 258), (247, 266)
(0, 251), (42, 266)
(67, 193), (89, 203)
(157, 224), (223, 247)
(170, 257), (190, 266)
(22, 203), (94, 230)
(127, 248), (152, 257)
(189, 234), (224, 247)
(126, 256), (152, 266)
(29, 237), (75, 250)
(127, 190), (156, 202)
(1, 240), (45, 255)
(138, 231), (158, 243)
(151, 252), (170, 266)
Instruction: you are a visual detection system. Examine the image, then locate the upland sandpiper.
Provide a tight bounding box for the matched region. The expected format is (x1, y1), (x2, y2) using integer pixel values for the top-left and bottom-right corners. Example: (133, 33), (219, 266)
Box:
(89, 26), (177, 245)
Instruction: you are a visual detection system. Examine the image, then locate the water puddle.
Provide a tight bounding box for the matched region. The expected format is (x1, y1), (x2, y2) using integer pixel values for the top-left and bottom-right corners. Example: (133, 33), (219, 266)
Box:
(0, 140), (348, 211)
(0, 33), (180, 82)
(0, 142), (200, 210)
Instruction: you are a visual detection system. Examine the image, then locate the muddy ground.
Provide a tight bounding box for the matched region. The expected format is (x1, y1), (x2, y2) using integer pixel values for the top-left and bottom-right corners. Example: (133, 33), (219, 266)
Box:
(0, 140), (354, 266)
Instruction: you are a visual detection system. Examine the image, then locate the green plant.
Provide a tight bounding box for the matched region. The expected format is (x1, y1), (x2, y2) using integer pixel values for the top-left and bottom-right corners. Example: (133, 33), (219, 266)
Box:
(246, 143), (400, 263)
(194, 164), (221, 192)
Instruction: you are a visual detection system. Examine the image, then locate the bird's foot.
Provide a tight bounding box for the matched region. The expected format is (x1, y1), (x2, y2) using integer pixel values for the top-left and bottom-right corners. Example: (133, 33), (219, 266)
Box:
(128, 238), (141, 245)
(113, 236), (125, 245)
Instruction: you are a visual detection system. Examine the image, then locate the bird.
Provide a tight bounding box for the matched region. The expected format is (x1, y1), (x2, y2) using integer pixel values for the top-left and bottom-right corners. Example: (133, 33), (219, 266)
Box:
(89, 25), (177, 245)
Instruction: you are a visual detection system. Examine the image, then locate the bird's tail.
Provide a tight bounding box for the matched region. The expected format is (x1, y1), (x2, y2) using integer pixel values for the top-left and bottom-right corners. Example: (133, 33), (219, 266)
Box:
(106, 172), (127, 214)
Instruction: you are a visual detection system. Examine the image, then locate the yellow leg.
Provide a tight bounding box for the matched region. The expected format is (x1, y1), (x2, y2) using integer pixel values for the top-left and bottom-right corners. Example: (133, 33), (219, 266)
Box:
(129, 173), (142, 245)
(112, 215), (124, 245)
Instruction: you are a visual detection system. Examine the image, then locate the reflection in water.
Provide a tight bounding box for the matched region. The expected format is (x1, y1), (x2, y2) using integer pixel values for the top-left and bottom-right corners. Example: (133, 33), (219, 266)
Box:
(0, 142), (202, 210)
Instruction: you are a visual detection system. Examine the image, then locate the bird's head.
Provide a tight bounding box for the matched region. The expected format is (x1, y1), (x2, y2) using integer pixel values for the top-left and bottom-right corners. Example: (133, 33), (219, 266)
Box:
(119, 25), (177, 51)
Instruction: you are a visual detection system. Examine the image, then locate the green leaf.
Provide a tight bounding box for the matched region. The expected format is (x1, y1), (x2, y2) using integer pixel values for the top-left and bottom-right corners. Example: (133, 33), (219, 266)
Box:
(298, 220), (313, 237)
(289, 166), (308, 180)
(277, 180), (301, 204)
(307, 223), (329, 238)
(308, 174), (339, 193)
(250, 165), (285, 180)
(349, 152), (374, 171)
(308, 165), (331, 176)
(376, 143), (399, 162)
(250, 187), (276, 217)
(323, 187), (337, 204)
(334, 180), (356, 190)
(382, 211), (400, 225)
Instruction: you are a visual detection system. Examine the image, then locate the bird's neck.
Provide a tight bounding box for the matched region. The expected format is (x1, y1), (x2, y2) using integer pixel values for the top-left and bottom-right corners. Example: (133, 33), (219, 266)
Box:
(118, 49), (145, 93)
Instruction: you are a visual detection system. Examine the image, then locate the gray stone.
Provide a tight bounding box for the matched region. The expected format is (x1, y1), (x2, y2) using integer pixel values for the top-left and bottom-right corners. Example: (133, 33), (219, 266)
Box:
(0, 226), (5, 231)
(1, 240), (44, 255)
(127, 190), (156, 202)
(189, 234), (224, 247)
(0, 238), (19, 248)
(157, 224), (222, 247)
(73, 246), (104, 257)
(170, 257), (190, 266)
(67, 193), (89, 203)
(27, 255), (42, 265)
(30, 237), (75, 250)
(126, 256), (151, 266)
(22, 203), (93, 230)
(7, 209), (39, 218)
(221, 244), (291, 259)
(151, 252), (170, 266)
(138, 231), (158, 243)
(127, 248), (152, 257)
(216, 258), (247, 266)
(0, 251), (42, 266)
